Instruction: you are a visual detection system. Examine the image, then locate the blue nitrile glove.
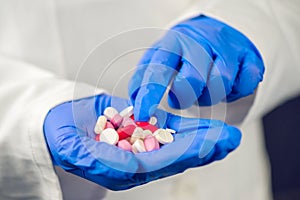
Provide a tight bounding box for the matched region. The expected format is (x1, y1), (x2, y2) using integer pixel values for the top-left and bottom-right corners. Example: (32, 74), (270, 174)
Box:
(43, 94), (241, 191)
(129, 15), (264, 121)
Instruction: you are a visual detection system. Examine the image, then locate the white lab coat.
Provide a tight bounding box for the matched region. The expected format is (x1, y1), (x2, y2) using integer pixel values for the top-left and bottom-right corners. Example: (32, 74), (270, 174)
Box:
(0, 0), (299, 200)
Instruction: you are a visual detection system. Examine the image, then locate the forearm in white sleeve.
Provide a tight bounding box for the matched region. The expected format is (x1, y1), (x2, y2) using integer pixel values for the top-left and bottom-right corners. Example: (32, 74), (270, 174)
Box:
(0, 55), (104, 200)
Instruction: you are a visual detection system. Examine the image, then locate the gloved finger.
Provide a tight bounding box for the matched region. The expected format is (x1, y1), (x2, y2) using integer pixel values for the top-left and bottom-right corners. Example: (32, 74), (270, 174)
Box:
(197, 56), (239, 106)
(166, 26), (213, 109)
(167, 60), (208, 109)
(128, 48), (155, 105)
(131, 115), (241, 185)
(226, 51), (264, 102)
(130, 47), (181, 121)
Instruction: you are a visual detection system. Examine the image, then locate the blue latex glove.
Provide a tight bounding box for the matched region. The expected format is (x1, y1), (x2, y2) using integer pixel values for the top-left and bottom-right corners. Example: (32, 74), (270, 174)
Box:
(129, 15), (265, 121)
(43, 94), (241, 190)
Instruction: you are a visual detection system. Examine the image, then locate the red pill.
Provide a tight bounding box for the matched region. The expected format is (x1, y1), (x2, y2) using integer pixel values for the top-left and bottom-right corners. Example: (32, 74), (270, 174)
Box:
(130, 115), (134, 120)
(136, 121), (158, 132)
(117, 125), (136, 140)
(135, 121), (149, 126)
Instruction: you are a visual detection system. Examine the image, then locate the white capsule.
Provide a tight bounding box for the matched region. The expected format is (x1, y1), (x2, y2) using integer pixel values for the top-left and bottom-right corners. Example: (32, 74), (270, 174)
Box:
(103, 107), (119, 120)
(94, 115), (107, 134)
(100, 128), (119, 145)
(148, 116), (158, 125)
(153, 129), (174, 144)
(119, 106), (134, 118)
(165, 128), (176, 134)
(132, 139), (146, 153)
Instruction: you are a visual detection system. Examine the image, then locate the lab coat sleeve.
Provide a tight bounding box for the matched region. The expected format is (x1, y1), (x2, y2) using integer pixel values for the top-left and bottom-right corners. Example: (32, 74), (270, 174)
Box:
(0, 55), (104, 200)
(176, 0), (300, 121)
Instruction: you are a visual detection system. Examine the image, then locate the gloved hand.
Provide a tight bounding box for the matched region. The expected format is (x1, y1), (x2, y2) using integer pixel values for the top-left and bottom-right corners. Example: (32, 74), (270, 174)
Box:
(43, 94), (241, 190)
(129, 15), (265, 121)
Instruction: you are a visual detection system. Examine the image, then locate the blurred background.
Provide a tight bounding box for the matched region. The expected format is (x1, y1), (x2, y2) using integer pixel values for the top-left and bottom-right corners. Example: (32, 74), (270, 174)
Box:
(263, 95), (300, 200)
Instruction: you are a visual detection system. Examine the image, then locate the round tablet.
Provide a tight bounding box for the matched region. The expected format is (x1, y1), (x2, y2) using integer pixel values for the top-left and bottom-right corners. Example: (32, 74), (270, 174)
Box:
(148, 116), (158, 125)
(153, 129), (174, 144)
(103, 107), (119, 120)
(100, 128), (119, 145)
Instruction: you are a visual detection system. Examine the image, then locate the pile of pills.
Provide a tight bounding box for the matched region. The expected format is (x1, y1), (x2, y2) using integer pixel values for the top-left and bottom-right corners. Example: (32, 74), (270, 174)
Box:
(94, 106), (176, 153)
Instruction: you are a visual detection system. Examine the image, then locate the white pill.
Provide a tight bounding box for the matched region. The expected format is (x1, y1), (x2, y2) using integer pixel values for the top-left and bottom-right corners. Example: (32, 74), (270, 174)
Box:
(132, 139), (146, 153)
(94, 115), (107, 134)
(94, 124), (102, 134)
(130, 127), (144, 143)
(132, 127), (144, 138)
(103, 107), (119, 120)
(148, 116), (158, 125)
(100, 128), (119, 145)
(153, 129), (174, 144)
(142, 130), (152, 139)
(119, 106), (134, 118)
(165, 128), (176, 134)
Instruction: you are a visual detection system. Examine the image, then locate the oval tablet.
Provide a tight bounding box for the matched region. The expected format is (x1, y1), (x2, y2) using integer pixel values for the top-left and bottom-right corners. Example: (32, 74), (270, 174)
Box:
(94, 115), (107, 134)
(119, 106), (134, 118)
(153, 129), (174, 144)
(132, 139), (146, 153)
(144, 135), (160, 152)
(118, 139), (132, 152)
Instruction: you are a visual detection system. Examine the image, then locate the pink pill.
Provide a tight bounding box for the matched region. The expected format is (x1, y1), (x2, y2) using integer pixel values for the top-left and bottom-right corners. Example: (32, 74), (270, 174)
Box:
(118, 139), (132, 152)
(105, 121), (114, 129)
(121, 117), (137, 127)
(144, 135), (160, 152)
(110, 114), (123, 128)
(117, 125), (136, 140)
